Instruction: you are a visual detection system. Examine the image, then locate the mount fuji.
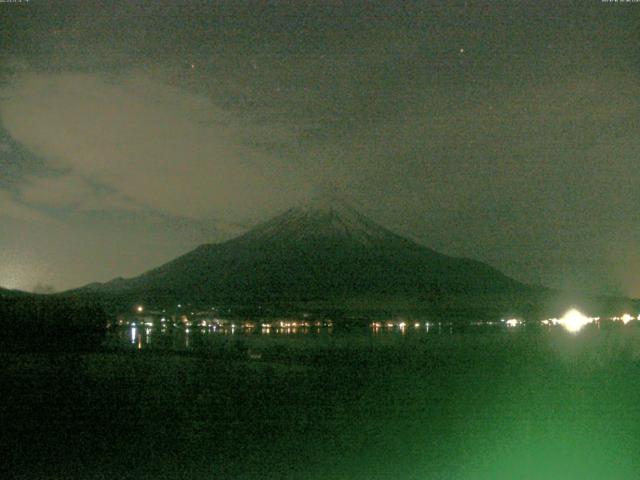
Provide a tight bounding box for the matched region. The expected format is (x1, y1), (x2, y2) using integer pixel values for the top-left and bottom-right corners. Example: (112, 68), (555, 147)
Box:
(75, 196), (532, 307)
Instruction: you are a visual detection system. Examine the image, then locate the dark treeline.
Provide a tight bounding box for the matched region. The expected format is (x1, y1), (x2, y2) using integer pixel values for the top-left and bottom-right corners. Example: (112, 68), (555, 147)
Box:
(0, 295), (110, 352)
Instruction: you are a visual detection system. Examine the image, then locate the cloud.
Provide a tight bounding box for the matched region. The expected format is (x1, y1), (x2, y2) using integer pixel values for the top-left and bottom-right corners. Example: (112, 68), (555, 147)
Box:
(19, 173), (146, 214)
(20, 174), (99, 208)
(1, 71), (305, 223)
(0, 189), (50, 223)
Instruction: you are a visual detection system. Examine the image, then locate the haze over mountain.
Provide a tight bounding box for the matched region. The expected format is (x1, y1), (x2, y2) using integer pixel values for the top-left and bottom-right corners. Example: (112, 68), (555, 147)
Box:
(76, 197), (532, 307)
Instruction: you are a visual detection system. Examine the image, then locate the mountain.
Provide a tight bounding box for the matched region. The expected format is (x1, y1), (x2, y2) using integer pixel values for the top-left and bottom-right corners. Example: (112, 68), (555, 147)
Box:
(76, 197), (533, 307)
(0, 287), (31, 298)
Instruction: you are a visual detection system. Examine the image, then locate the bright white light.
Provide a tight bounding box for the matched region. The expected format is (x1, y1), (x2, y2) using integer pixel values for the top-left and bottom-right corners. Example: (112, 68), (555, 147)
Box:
(504, 318), (520, 328)
(136, 305), (144, 313)
(621, 313), (634, 325)
(557, 309), (594, 333)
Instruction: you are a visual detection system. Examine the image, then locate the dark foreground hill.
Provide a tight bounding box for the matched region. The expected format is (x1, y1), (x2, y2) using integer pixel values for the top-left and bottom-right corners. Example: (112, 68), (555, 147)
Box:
(74, 198), (538, 310)
(0, 293), (108, 351)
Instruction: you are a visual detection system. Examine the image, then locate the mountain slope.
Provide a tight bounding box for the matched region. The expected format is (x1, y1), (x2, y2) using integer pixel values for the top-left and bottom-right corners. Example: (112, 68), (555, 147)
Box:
(78, 198), (530, 304)
(0, 287), (31, 298)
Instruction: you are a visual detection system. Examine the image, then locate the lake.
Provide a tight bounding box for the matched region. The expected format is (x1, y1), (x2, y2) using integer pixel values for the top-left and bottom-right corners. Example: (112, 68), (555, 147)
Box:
(3, 321), (640, 479)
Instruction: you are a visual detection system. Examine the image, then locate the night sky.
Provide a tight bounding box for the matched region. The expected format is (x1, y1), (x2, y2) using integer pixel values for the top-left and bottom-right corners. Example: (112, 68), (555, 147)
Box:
(0, 1), (638, 296)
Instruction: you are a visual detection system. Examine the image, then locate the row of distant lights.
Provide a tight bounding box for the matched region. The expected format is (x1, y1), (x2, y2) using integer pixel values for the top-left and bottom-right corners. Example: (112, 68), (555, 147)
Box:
(504, 309), (639, 333)
(371, 321), (442, 330)
(136, 305), (636, 335)
(128, 311), (332, 331)
(369, 309), (638, 335)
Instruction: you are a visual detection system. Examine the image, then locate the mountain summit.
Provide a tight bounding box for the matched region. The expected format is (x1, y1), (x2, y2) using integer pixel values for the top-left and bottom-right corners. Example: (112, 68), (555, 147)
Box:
(236, 196), (403, 247)
(79, 198), (527, 304)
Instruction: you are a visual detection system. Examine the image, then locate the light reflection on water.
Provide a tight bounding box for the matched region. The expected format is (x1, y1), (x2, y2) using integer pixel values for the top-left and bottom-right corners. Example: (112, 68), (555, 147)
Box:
(109, 315), (640, 355)
(110, 320), (515, 352)
(19, 315), (640, 480)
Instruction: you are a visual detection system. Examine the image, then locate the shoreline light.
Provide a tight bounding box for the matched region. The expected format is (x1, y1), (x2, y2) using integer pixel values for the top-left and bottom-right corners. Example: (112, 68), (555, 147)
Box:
(504, 318), (521, 328)
(620, 313), (634, 325)
(555, 308), (594, 333)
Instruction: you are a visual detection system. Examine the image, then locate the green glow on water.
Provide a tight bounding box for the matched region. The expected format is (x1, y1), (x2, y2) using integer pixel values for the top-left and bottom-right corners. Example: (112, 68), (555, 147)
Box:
(5, 326), (640, 479)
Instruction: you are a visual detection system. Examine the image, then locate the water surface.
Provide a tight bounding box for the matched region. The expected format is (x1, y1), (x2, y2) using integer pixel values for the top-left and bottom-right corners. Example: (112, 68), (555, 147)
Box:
(3, 321), (640, 479)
